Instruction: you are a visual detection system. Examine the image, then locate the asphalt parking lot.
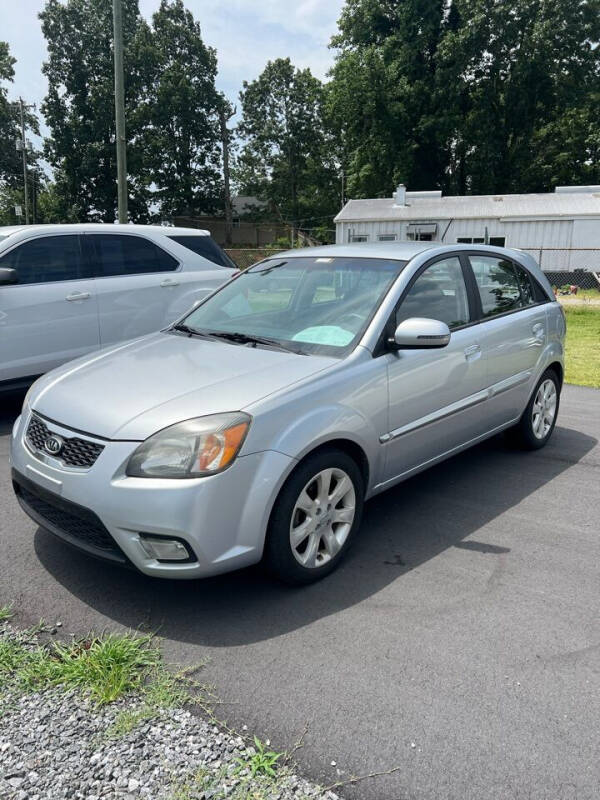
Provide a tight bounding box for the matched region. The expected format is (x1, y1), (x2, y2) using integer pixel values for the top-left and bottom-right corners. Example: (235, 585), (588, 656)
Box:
(1, 384), (599, 800)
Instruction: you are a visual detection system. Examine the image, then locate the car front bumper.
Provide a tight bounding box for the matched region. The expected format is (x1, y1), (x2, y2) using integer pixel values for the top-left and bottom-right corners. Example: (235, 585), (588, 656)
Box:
(10, 409), (295, 578)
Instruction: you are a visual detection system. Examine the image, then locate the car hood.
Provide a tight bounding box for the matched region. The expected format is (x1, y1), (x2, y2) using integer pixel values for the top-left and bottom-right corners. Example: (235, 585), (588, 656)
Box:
(30, 332), (336, 440)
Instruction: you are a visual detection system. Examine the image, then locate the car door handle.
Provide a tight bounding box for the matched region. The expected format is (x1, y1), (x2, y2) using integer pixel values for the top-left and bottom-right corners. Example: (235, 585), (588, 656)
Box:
(160, 279), (179, 288)
(65, 291), (91, 302)
(464, 343), (481, 361)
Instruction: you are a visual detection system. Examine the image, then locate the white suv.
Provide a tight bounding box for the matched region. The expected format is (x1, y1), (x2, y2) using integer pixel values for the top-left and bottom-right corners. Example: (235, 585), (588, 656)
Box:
(0, 224), (237, 391)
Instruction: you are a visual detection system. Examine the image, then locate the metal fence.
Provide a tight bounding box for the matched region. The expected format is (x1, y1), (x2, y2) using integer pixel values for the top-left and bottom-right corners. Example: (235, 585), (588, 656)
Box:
(225, 246), (600, 290)
(518, 249), (600, 289)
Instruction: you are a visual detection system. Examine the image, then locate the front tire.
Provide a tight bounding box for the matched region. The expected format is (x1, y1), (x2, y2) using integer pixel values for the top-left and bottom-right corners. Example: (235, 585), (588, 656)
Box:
(264, 448), (364, 585)
(510, 368), (560, 450)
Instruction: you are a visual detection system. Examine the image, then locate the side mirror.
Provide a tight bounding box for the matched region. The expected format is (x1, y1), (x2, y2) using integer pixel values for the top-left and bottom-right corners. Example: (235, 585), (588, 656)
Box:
(391, 317), (451, 349)
(0, 267), (18, 286)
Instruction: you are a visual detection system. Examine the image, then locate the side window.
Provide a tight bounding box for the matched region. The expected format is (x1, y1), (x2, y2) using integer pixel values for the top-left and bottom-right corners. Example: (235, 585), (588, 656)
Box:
(396, 257), (469, 329)
(469, 255), (530, 317)
(90, 234), (178, 277)
(0, 235), (83, 285)
(512, 261), (535, 305)
(167, 235), (236, 268)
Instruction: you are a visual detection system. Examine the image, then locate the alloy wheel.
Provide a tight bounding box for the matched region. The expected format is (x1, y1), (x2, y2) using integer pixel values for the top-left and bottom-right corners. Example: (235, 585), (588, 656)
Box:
(531, 378), (557, 439)
(289, 467), (356, 568)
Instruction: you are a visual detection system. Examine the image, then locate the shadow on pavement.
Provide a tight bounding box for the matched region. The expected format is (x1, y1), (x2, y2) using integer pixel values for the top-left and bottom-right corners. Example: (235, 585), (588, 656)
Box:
(31, 423), (597, 647)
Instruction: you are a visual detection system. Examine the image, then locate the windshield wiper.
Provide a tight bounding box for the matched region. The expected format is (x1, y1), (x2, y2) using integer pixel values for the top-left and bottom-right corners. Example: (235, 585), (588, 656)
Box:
(203, 330), (307, 355)
(171, 323), (222, 340)
(250, 260), (288, 275)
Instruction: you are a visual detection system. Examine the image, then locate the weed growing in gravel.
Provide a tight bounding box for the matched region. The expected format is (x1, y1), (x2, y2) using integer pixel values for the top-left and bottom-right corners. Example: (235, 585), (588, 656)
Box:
(105, 661), (207, 738)
(235, 736), (283, 778)
(171, 764), (304, 800)
(0, 604), (13, 622)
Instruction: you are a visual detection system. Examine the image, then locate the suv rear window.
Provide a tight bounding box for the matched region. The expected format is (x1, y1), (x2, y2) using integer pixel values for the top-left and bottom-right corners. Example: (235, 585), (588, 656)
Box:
(168, 235), (236, 268)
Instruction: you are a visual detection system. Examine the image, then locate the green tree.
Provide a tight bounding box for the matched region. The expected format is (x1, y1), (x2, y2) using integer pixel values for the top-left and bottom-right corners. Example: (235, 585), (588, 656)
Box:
(328, 0), (600, 197)
(137, 0), (222, 218)
(236, 58), (339, 228)
(1, 40), (43, 224)
(438, 0), (600, 193)
(40, 0), (151, 221)
(327, 0), (448, 197)
(0, 41), (20, 186)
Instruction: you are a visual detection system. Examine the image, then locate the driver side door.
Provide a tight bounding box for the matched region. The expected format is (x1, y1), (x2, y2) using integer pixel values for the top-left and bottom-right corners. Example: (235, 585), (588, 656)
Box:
(382, 254), (489, 483)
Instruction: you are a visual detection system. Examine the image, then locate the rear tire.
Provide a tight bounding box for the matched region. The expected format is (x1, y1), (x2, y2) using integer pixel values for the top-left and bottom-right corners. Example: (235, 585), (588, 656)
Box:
(509, 368), (560, 450)
(264, 448), (364, 585)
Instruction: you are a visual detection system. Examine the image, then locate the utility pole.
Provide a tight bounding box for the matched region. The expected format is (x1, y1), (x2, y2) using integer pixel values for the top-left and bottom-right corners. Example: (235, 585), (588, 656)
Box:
(218, 102), (235, 246)
(340, 170), (345, 210)
(31, 168), (37, 224)
(112, 0), (128, 223)
(18, 98), (30, 224)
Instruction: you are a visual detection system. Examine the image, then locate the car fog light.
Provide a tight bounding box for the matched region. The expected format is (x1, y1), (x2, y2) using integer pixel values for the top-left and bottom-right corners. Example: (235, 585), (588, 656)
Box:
(138, 534), (195, 563)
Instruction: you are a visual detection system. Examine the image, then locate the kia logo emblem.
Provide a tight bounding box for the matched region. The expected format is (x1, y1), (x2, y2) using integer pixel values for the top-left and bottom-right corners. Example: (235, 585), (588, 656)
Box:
(44, 435), (64, 455)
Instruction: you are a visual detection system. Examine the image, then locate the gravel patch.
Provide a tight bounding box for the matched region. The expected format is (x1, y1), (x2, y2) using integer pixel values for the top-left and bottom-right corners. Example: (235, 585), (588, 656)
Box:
(0, 624), (342, 800)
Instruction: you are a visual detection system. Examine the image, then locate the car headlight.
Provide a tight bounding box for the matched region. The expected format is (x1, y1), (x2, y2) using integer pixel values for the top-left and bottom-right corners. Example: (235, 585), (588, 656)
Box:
(126, 412), (251, 479)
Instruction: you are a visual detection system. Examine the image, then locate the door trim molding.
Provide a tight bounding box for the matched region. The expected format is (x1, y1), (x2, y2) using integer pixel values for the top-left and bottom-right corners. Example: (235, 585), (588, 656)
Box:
(379, 369), (532, 443)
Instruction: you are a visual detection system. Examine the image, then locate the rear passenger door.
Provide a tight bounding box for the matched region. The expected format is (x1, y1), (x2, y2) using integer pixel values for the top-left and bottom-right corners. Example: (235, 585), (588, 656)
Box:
(467, 253), (548, 427)
(0, 234), (99, 383)
(86, 233), (181, 346)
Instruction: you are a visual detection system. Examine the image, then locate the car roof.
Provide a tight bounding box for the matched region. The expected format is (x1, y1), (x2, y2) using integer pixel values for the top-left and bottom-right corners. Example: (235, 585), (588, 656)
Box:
(268, 241), (540, 262)
(0, 223), (210, 237)
(272, 242), (438, 261)
(272, 241), (544, 264)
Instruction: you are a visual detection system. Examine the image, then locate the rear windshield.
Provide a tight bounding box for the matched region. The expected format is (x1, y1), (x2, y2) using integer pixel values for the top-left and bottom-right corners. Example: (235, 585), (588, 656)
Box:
(168, 235), (236, 269)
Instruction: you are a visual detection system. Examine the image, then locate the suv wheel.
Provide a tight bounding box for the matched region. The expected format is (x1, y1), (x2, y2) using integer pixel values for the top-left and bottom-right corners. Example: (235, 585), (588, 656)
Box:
(264, 448), (364, 585)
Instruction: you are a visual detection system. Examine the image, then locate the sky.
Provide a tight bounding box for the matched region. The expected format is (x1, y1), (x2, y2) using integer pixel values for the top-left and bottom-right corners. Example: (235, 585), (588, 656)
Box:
(1, 0), (345, 139)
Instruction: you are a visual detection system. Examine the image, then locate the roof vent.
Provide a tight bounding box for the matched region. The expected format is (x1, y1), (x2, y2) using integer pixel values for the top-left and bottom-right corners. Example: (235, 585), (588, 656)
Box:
(394, 184), (407, 206)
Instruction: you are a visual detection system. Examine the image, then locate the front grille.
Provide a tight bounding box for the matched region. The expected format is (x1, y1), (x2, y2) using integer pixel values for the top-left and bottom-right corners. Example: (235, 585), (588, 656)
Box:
(26, 414), (104, 469)
(13, 471), (126, 562)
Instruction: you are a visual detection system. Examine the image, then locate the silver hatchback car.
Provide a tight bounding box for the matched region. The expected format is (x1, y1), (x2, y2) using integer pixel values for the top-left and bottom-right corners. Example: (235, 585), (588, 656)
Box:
(10, 243), (565, 584)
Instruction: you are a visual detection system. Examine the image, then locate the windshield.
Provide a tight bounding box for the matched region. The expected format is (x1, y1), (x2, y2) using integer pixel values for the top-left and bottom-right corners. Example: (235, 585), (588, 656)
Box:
(180, 256), (407, 357)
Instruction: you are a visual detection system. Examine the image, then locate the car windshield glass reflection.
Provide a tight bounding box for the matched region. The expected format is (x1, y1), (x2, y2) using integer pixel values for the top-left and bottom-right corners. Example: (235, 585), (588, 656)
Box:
(180, 256), (407, 357)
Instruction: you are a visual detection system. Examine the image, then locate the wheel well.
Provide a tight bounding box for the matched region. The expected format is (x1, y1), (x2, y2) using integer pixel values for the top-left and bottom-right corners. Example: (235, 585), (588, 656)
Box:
(546, 361), (563, 389)
(301, 439), (370, 490)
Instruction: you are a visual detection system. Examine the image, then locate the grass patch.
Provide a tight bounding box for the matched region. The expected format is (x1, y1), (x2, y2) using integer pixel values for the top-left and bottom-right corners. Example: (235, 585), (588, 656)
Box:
(1, 632), (160, 704)
(1, 624), (210, 737)
(564, 305), (600, 388)
(0, 604), (14, 622)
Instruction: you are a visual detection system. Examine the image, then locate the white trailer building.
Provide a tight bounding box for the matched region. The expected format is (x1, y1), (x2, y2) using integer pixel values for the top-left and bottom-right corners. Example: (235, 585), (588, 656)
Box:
(334, 185), (600, 271)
